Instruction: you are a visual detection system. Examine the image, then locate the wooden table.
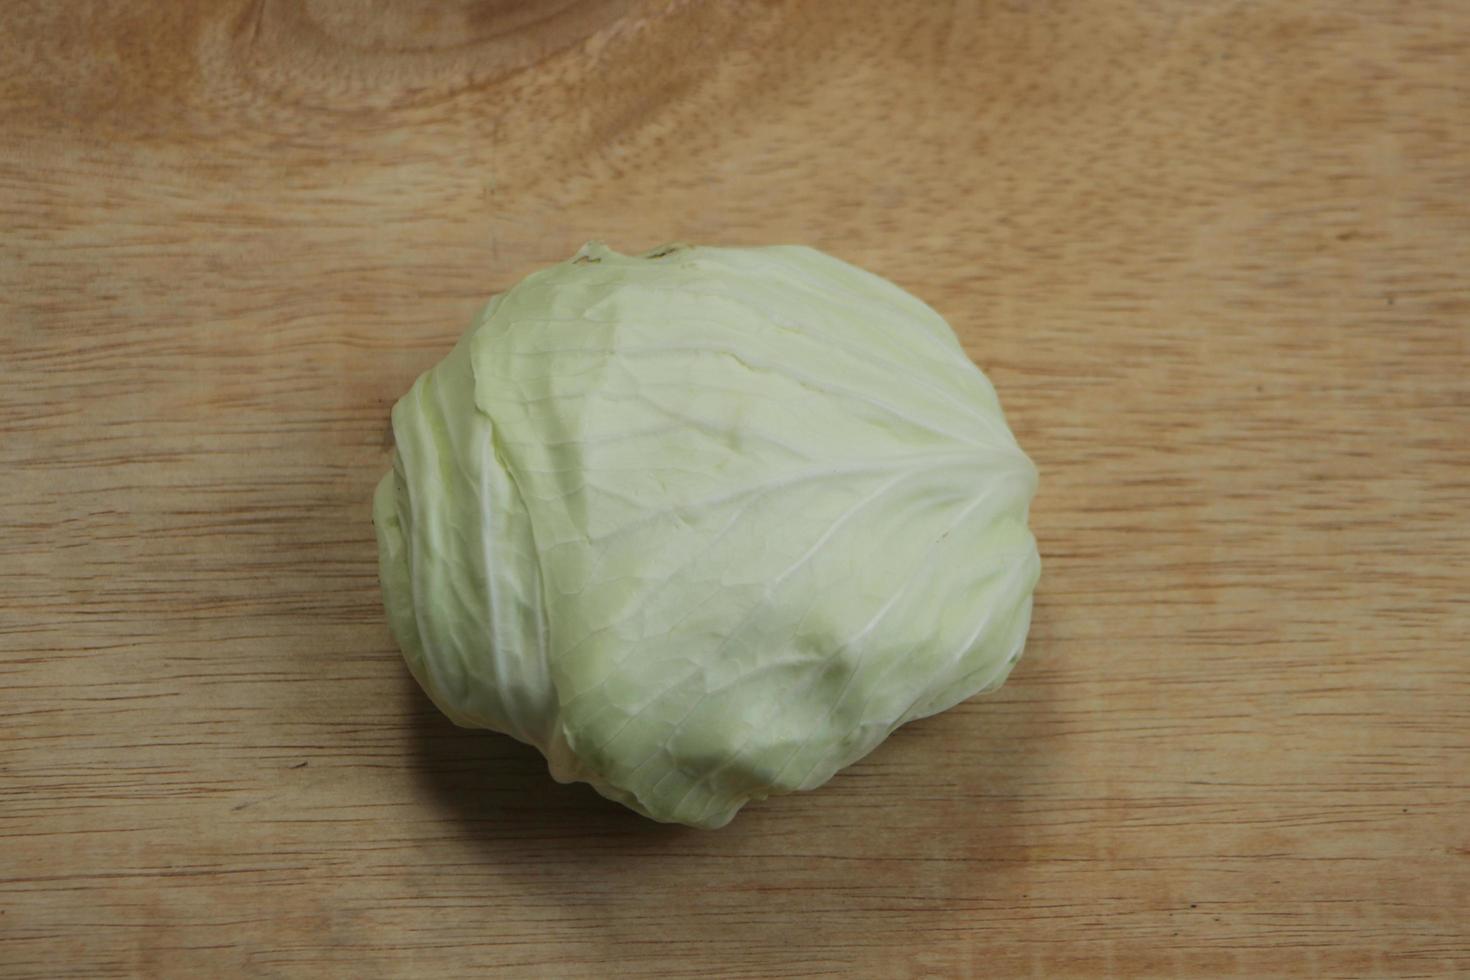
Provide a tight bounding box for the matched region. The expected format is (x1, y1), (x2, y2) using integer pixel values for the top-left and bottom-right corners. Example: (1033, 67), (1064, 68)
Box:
(4, 2), (1467, 976)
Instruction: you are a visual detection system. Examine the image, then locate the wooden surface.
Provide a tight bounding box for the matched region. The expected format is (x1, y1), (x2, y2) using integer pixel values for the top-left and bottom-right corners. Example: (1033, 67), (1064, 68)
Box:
(3, 1), (1468, 977)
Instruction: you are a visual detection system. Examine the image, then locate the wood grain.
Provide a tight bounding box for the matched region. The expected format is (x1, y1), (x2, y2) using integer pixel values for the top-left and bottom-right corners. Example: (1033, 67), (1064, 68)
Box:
(3, 1), (1467, 977)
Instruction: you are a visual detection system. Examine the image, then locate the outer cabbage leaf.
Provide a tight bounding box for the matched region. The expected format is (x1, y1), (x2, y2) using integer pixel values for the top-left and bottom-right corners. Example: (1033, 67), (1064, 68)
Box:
(373, 242), (1040, 828)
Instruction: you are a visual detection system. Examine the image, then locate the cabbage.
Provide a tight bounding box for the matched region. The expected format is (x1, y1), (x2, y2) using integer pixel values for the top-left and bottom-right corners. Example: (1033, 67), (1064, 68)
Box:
(373, 242), (1039, 828)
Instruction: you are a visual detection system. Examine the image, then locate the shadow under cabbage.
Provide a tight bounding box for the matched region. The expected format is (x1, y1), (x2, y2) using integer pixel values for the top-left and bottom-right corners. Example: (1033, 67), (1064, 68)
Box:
(402, 671), (693, 842)
(401, 635), (1060, 851)
(399, 624), (1061, 968)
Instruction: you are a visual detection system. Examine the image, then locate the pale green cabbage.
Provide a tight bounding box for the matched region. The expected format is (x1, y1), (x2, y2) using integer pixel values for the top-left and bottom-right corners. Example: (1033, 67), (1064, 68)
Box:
(373, 242), (1039, 828)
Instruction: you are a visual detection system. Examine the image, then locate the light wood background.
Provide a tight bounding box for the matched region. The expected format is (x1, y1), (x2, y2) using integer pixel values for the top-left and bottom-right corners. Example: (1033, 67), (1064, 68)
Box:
(3, 1), (1467, 977)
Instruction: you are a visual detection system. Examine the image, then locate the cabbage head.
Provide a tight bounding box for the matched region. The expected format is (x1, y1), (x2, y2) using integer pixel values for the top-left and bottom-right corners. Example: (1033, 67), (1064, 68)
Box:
(373, 242), (1039, 828)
